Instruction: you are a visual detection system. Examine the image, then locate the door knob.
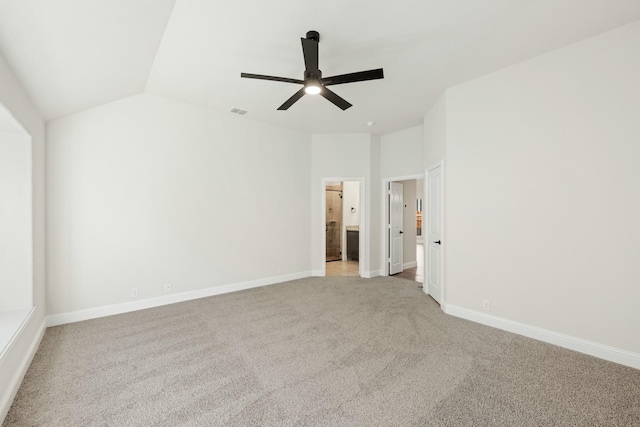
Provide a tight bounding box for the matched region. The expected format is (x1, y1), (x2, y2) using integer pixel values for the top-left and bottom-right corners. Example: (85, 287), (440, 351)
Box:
(434, 240), (441, 245)
(399, 231), (404, 234)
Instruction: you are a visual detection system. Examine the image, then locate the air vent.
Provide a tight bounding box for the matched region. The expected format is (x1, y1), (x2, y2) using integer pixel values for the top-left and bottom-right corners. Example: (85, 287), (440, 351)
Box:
(229, 107), (248, 115)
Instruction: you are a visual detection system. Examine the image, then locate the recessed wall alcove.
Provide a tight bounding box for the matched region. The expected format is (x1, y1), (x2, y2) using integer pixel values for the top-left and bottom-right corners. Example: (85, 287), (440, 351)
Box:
(0, 102), (33, 356)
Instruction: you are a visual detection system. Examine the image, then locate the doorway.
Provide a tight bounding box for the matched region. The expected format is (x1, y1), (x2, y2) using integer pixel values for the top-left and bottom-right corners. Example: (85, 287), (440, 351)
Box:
(382, 175), (424, 282)
(323, 179), (363, 277)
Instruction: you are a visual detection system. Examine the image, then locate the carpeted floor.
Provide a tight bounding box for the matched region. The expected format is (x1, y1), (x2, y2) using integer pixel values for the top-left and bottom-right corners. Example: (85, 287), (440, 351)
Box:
(4, 276), (640, 426)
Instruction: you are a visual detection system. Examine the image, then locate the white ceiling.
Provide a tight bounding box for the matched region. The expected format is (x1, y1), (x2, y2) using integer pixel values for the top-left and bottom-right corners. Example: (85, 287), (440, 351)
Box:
(0, 0), (177, 120)
(1, 0), (639, 135)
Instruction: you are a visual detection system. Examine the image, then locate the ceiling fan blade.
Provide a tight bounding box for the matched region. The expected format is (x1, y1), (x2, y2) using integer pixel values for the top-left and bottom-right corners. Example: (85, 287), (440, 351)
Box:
(277, 87), (307, 110)
(301, 37), (319, 72)
(322, 68), (384, 86)
(320, 87), (352, 110)
(241, 72), (304, 85)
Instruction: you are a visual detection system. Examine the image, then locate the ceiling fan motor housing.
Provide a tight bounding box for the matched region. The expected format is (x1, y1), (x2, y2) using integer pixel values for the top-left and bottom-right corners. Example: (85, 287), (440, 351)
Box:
(305, 70), (322, 80)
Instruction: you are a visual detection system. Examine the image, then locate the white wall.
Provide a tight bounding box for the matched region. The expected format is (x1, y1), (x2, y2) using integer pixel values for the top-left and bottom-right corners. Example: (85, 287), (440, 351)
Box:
(423, 95), (447, 169)
(0, 51), (46, 422)
(444, 21), (640, 356)
(342, 181), (360, 228)
(311, 133), (378, 276)
(369, 135), (381, 276)
(0, 131), (32, 311)
(46, 93), (311, 316)
(380, 125), (423, 179)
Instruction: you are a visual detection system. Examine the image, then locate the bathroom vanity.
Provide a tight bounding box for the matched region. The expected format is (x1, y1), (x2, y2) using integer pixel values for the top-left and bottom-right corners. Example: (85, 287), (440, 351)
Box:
(346, 226), (359, 261)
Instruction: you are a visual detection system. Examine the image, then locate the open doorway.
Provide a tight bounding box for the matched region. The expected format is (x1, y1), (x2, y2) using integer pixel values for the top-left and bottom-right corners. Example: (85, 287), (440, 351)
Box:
(382, 175), (424, 283)
(323, 179), (363, 277)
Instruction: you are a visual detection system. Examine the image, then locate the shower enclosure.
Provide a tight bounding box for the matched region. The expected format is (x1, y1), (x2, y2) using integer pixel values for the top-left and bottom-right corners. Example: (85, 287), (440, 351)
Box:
(325, 183), (343, 262)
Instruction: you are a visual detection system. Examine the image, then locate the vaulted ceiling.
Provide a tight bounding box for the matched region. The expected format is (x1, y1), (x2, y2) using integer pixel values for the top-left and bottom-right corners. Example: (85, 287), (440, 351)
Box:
(1, 0), (639, 135)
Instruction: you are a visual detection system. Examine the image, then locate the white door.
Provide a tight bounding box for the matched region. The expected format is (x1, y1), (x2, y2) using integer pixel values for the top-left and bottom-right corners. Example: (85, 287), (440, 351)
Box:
(389, 182), (404, 275)
(426, 163), (443, 303)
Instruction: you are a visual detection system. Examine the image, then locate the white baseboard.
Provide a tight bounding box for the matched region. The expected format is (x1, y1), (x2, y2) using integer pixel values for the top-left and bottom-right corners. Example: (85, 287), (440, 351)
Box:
(0, 316), (46, 423)
(47, 271), (312, 327)
(403, 261), (417, 269)
(312, 270), (381, 278)
(362, 270), (381, 278)
(444, 304), (640, 370)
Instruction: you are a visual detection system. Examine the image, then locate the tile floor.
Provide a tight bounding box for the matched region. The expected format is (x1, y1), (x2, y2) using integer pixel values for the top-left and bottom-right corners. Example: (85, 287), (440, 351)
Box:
(325, 259), (359, 277)
(325, 244), (424, 283)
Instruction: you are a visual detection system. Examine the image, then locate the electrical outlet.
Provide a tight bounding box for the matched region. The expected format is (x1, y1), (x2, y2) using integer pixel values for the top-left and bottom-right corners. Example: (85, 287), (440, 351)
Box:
(131, 288), (139, 298)
(164, 283), (172, 293)
(482, 299), (491, 311)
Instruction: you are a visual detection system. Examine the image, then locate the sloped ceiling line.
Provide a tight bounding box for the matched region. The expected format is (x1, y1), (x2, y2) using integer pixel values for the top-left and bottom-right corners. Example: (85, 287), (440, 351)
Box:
(0, 1), (639, 134)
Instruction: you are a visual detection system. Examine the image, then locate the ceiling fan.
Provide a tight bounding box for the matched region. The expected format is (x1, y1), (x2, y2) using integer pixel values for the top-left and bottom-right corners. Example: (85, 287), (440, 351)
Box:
(241, 30), (384, 111)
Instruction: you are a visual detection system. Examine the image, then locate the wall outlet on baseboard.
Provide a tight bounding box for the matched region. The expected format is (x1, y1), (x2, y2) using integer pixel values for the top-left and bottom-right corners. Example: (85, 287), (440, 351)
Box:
(482, 299), (491, 311)
(131, 288), (139, 298)
(164, 283), (172, 293)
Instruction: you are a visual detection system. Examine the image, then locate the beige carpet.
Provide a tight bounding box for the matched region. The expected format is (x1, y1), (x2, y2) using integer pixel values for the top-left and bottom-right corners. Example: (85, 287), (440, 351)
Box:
(4, 276), (640, 426)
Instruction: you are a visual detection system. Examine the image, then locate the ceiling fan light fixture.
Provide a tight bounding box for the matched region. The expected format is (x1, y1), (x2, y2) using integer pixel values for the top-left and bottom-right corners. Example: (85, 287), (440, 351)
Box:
(304, 81), (322, 95)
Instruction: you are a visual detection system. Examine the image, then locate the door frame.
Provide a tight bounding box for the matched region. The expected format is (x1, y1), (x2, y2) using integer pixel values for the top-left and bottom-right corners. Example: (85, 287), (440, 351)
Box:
(425, 160), (445, 304)
(320, 177), (365, 277)
(380, 174), (424, 277)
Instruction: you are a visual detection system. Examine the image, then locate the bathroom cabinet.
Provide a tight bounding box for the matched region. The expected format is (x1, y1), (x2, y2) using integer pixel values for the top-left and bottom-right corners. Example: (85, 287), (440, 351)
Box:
(346, 227), (359, 261)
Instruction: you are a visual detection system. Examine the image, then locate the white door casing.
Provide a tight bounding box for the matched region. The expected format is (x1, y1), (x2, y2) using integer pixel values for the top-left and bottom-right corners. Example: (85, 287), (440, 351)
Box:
(389, 182), (404, 275)
(426, 162), (443, 303)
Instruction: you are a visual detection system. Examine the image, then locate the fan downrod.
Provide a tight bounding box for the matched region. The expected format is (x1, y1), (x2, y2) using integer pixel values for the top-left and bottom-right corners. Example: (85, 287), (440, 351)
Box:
(306, 30), (319, 42)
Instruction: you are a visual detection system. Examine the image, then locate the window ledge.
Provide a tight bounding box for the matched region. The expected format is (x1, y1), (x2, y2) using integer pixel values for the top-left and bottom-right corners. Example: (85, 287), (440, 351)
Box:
(0, 307), (34, 360)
